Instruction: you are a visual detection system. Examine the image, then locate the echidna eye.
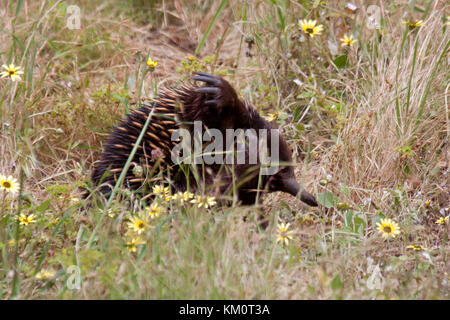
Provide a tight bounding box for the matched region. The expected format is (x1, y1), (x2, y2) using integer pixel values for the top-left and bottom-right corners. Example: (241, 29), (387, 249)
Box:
(268, 176), (280, 190)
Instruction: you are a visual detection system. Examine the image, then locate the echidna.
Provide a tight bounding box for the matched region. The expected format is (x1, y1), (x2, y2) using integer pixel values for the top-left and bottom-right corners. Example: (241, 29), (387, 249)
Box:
(91, 72), (318, 207)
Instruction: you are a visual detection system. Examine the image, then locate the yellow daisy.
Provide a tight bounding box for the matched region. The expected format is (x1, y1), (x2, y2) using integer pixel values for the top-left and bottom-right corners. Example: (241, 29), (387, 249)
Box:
(435, 216), (449, 225)
(337, 202), (351, 210)
(171, 192), (180, 201)
(402, 19), (423, 29)
(406, 244), (427, 251)
(18, 213), (37, 226)
(125, 237), (145, 253)
(263, 113), (277, 122)
(299, 19), (324, 38)
(35, 269), (57, 280)
(376, 218), (401, 240)
(127, 216), (147, 235)
(69, 196), (79, 203)
(277, 222), (293, 246)
(107, 208), (117, 218)
(340, 34), (357, 47)
(182, 191), (194, 202)
(146, 57), (158, 69)
(152, 185), (170, 197)
(0, 63), (23, 81)
(0, 175), (19, 194)
(190, 195), (217, 209)
(172, 191), (194, 204)
(49, 218), (60, 226)
(148, 203), (163, 219)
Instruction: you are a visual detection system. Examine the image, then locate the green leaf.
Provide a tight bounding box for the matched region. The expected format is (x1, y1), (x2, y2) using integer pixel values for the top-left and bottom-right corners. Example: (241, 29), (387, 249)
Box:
(345, 210), (353, 226)
(35, 199), (51, 214)
(279, 112), (288, 120)
(296, 91), (314, 99)
(317, 191), (338, 208)
(371, 211), (385, 228)
(293, 106), (301, 122)
(340, 184), (350, 197)
(15, 0), (24, 18)
(333, 55), (348, 68)
(354, 216), (366, 234)
(331, 275), (343, 291)
(270, 0), (285, 31)
(12, 34), (25, 54)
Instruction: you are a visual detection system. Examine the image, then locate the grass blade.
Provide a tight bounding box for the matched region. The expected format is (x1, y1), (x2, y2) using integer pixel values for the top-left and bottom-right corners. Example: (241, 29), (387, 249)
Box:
(413, 39), (450, 136)
(194, 0), (228, 56)
(405, 36), (419, 117)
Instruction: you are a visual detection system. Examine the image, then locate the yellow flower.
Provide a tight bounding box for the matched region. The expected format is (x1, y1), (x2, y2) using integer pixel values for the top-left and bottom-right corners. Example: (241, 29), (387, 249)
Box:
(18, 213), (37, 226)
(337, 202), (351, 210)
(146, 57), (158, 69)
(49, 218), (60, 226)
(125, 237), (145, 253)
(171, 192), (181, 202)
(435, 216), (449, 225)
(35, 269), (57, 280)
(148, 203), (163, 219)
(340, 34), (357, 47)
(190, 195), (217, 209)
(299, 19), (324, 37)
(69, 196), (79, 203)
(376, 218), (401, 240)
(107, 208), (116, 218)
(127, 216), (147, 235)
(263, 113), (277, 122)
(172, 191), (194, 204)
(406, 244), (427, 251)
(277, 222), (293, 246)
(0, 175), (19, 194)
(152, 185), (169, 197)
(0, 64), (23, 82)
(424, 200), (431, 208)
(186, 56), (196, 62)
(182, 191), (194, 202)
(402, 19), (423, 29)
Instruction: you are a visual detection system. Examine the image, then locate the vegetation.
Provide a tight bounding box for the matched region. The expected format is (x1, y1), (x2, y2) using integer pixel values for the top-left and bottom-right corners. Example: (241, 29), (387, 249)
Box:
(0, 0), (448, 299)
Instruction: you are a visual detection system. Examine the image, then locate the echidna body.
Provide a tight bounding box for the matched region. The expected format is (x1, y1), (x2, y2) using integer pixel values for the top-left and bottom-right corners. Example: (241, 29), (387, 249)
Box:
(91, 72), (317, 206)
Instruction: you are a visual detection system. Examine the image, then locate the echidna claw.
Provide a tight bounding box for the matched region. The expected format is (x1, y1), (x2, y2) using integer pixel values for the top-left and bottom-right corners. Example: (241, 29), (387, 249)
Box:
(193, 71), (217, 78)
(205, 99), (219, 106)
(192, 75), (220, 85)
(196, 87), (220, 95)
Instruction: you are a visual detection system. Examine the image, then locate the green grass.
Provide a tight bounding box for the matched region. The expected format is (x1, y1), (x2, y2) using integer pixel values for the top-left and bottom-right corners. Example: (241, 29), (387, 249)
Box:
(0, 0), (448, 299)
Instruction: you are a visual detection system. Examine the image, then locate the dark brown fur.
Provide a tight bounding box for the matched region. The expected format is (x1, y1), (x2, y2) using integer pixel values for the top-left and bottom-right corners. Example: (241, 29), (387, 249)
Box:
(91, 72), (317, 206)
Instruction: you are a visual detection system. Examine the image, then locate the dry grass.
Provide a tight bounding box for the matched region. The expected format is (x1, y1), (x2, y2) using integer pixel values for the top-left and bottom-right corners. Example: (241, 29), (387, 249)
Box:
(0, 0), (448, 299)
